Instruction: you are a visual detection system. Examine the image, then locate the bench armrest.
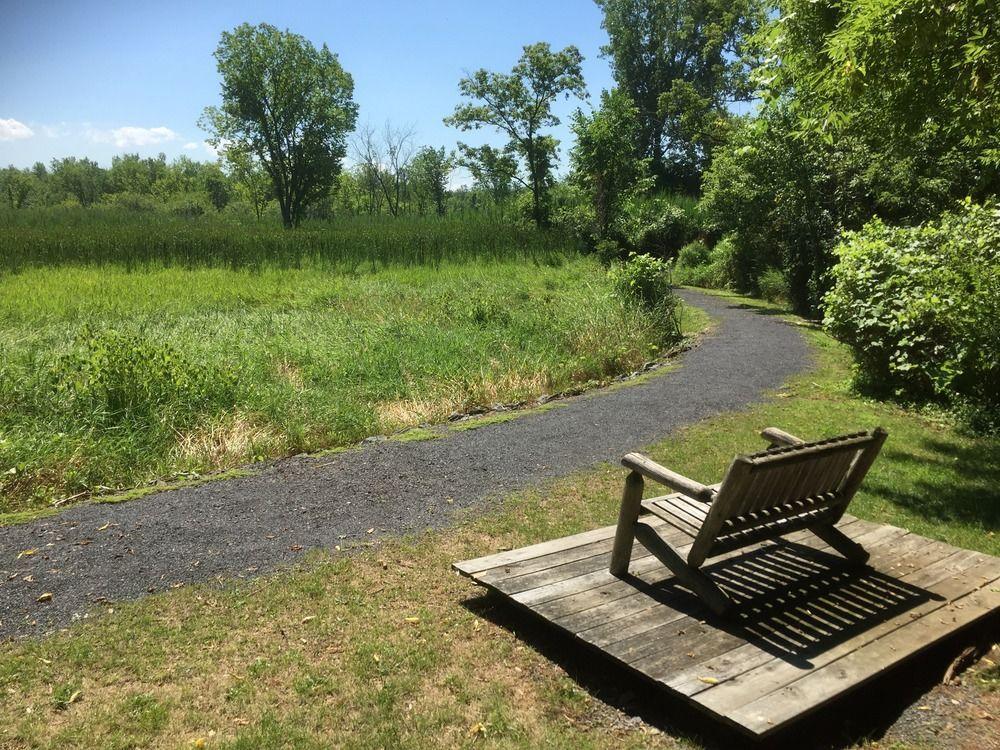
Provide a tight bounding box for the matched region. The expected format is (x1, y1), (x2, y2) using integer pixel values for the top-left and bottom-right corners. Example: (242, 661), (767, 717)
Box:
(621, 453), (715, 503)
(760, 427), (805, 448)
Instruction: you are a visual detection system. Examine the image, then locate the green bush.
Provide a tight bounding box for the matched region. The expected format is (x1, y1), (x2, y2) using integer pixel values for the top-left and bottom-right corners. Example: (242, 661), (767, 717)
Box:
(617, 195), (697, 259)
(824, 200), (1000, 429)
(757, 267), (789, 303)
(673, 235), (738, 290)
(52, 327), (239, 428)
(609, 253), (681, 340)
(676, 240), (710, 268)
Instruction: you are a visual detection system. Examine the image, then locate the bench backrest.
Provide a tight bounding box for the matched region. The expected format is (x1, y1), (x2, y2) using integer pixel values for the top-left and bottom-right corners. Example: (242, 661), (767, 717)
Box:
(688, 429), (887, 566)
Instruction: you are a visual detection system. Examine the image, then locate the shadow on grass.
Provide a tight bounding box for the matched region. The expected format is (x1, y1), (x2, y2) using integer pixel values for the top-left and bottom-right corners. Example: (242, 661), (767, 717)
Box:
(868, 436), (1000, 532)
(462, 590), (1000, 750)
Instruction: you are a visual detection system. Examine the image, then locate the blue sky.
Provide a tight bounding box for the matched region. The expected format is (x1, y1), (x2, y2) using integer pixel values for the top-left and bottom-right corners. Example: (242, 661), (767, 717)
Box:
(0, 0), (615, 179)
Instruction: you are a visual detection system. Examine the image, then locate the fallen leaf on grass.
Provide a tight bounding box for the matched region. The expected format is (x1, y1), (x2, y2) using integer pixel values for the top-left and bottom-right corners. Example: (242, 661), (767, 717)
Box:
(36, 592), (53, 603)
(17, 548), (38, 559)
(468, 722), (487, 737)
(301, 615), (316, 624)
(404, 616), (420, 624)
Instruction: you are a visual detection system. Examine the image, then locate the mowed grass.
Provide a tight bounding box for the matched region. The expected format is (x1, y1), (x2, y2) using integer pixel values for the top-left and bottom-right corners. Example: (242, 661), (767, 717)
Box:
(1, 294), (996, 749)
(0, 253), (690, 516)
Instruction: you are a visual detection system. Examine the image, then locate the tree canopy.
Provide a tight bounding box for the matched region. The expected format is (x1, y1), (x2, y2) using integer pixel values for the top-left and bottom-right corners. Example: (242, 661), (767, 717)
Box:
(201, 23), (358, 228)
(596, 0), (765, 190)
(446, 42), (587, 227)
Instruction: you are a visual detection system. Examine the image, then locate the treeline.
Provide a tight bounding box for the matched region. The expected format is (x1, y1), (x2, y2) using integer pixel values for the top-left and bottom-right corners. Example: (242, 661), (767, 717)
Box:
(0, 147), (516, 220)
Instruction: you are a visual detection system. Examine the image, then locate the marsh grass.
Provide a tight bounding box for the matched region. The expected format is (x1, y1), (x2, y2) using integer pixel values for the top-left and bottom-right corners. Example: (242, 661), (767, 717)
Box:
(0, 293), (996, 749)
(0, 208), (569, 272)
(0, 213), (685, 514)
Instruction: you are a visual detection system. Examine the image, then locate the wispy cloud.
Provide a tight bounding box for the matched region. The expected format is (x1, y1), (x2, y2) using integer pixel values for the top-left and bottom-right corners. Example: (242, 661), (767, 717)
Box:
(89, 125), (179, 148)
(183, 141), (200, 151)
(0, 118), (34, 141)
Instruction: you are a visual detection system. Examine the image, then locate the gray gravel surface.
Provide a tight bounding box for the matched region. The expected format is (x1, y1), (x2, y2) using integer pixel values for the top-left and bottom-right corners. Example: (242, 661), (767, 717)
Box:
(0, 290), (808, 639)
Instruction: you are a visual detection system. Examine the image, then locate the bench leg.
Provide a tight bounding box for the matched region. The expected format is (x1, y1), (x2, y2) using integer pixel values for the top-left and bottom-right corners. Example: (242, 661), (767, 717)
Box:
(812, 524), (870, 565)
(634, 522), (733, 616)
(609, 471), (644, 577)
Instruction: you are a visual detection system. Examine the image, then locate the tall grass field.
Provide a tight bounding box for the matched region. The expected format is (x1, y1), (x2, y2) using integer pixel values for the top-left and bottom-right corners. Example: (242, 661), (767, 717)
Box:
(0, 208), (687, 517)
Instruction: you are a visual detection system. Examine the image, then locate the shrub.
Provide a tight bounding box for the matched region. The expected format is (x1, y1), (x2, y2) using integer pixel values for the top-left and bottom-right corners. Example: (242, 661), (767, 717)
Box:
(609, 253), (681, 340)
(617, 195), (697, 259)
(673, 235), (739, 291)
(52, 327), (239, 428)
(676, 240), (710, 268)
(757, 267), (789, 303)
(824, 200), (1000, 428)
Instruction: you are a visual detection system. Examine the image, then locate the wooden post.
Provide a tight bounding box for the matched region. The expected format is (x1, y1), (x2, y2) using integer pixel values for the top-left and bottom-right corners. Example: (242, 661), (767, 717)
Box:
(609, 471), (644, 576)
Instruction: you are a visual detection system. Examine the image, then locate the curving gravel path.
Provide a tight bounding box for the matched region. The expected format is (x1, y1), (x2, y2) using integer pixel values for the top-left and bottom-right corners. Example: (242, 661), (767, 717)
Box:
(0, 290), (809, 639)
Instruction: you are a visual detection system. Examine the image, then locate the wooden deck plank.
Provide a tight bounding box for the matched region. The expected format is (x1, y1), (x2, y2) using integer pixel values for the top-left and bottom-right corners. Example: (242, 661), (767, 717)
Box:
(693, 550), (997, 717)
(730, 564), (1000, 735)
(665, 531), (957, 695)
(452, 517), (1000, 738)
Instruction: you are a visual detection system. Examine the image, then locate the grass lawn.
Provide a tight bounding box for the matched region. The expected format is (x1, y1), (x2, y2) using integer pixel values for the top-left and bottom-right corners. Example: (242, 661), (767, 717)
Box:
(0, 293), (997, 749)
(0, 256), (693, 517)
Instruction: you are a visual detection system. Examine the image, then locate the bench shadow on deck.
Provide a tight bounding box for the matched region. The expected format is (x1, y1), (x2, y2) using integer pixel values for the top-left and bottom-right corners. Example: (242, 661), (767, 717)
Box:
(454, 515), (1000, 746)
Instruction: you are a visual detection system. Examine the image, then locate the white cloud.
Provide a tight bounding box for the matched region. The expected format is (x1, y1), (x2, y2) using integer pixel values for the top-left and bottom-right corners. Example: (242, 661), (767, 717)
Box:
(0, 118), (34, 141)
(183, 142), (200, 151)
(89, 125), (179, 148)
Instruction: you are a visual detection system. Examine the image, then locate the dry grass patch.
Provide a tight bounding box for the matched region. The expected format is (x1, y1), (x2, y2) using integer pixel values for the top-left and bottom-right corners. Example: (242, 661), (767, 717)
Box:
(172, 414), (287, 469)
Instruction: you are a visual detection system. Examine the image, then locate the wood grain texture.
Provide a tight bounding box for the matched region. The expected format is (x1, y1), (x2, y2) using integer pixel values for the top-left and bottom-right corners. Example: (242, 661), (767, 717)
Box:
(453, 515), (1000, 738)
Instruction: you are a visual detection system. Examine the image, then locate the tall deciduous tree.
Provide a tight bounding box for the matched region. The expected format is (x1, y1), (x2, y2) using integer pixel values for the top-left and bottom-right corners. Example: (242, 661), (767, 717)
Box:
(445, 42), (587, 228)
(410, 146), (453, 216)
(596, 0), (765, 190)
(570, 89), (650, 234)
(201, 23), (358, 228)
(457, 144), (519, 210)
(50, 157), (105, 207)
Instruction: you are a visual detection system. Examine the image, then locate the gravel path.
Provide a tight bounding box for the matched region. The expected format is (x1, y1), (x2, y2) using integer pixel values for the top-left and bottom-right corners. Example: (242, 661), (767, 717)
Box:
(0, 290), (809, 639)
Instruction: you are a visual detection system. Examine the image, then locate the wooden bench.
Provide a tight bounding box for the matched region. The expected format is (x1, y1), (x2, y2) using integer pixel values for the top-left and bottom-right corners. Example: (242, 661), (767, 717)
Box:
(609, 427), (888, 615)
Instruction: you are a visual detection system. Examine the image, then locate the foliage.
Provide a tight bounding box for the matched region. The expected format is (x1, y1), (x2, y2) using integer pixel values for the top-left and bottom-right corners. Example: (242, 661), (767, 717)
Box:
(609, 252), (681, 338)
(456, 144), (519, 209)
(676, 239), (709, 268)
(52, 327), (239, 429)
(1, 166), (35, 208)
(757, 0), (1000, 166)
(673, 234), (738, 290)
(824, 201), (1000, 429)
(201, 23), (358, 228)
(617, 193), (698, 259)
(757, 267), (789, 303)
(570, 89), (650, 235)
(596, 0), (766, 190)
(50, 157), (105, 207)
(446, 42), (587, 227)
(409, 146), (453, 216)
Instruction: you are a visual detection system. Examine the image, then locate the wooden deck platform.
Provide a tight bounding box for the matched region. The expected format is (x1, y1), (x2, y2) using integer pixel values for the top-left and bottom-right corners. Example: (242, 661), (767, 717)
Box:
(454, 512), (1000, 739)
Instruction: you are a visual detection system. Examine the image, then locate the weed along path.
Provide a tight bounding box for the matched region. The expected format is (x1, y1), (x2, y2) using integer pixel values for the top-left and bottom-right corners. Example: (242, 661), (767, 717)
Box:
(0, 290), (808, 639)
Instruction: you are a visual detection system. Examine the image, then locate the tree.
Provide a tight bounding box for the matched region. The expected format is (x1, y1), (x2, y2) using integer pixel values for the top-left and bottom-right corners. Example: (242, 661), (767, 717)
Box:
(224, 147), (272, 220)
(445, 42), (587, 228)
(457, 144), (519, 210)
(201, 23), (358, 228)
(570, 89), (650, 235)
(756, 0), (1000, 168)
(201, 163), (232, 211)
(50, 157), (105, 207)
(596, 0), (765, 190)
(410, 146), (453, 216)
(1, 167), (34, 209)
(352, 122), (416, 217)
